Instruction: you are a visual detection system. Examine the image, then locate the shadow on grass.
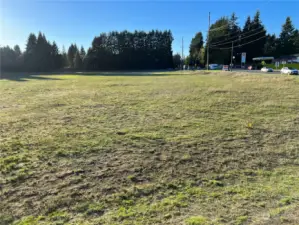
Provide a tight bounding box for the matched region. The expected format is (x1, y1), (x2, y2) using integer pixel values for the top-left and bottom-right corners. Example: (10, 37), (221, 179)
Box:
(74, 71), (172, 76)
(0, 72), (63, 82)
(0, 70), (175, 81)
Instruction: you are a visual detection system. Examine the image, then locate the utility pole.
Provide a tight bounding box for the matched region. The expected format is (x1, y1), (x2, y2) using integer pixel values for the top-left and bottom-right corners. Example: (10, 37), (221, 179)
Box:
(230, 41), (234, 71)
(207, 12), (210, 70)
(181, 37), (184, 69)
(182, 37), (184, 60)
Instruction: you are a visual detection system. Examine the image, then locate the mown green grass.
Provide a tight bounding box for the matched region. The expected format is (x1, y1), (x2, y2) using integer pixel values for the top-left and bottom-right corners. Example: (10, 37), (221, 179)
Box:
(1, 71), (299, 224)
(266, 63), (299, 70)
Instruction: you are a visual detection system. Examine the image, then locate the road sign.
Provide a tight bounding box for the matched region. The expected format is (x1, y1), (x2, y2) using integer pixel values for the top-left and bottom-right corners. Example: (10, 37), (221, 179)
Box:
(241, 52), (246, 63)
(222, 65), (229, 71)
(275, 61), (280, 69)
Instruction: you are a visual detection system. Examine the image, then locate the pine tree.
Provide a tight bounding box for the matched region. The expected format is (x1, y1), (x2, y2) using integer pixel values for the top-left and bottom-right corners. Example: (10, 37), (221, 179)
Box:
(229, 13), (241, 35)
(250, 11), (267, 58)
(74, 51), (83, 69)
(264, 34), (278, 57)
(208, 17), (231, 64)
(24, 33), (37, 71)
(293, 29), (299, 53)
(240, 11), (266, 63)
(67, 44), (78, 68)
(0, 46), (17, 71)
(62, 46), (68, 67)
(25, 33), (37, 54)
(189, 32), (204, 64)
(80, 46), (86, 59)
(243, 16), (251, 32)
(173, 53), (181, 69)
(36, 32), (51, 71)
(279, 17), (296, 55)
(51, 41), (62, 70)
(13, 45), (21, 56)
(240, 16), (252, 61)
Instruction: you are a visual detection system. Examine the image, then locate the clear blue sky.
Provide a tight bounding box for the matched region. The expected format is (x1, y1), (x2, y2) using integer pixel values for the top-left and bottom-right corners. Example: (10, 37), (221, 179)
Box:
(1, 0), (299, 56)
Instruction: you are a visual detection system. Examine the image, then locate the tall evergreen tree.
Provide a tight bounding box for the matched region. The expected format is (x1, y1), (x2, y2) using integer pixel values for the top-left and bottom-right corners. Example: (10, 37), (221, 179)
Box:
(62, 46), (68, 67)
(67, 44), (78, 68)
(293, 29), (299, 53)
(229, 13), (241, 38)
(278, 17), (296, 55)
(189, 32), (204, 65)
(0, 46), (17, 71)
(250, 11), (267, 57)
(240, 11), (266, 63)
(240, 16), (252, 62)
(51, 41), (62, 70)
(80, 46), (86, 59)
(207, 17), (231, 64)
(74, 51), (83, 69)
(264, 34), (278, 57)
(173, 53), (181, 68)
(13, 45), (21, 57)
(24, 33), (37, 71)
(25, 33), (37, 54)
(36, 32), (51, 71)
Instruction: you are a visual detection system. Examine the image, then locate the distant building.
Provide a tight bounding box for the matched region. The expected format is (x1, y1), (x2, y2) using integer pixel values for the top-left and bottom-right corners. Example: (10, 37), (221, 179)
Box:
(275, 54), (299, 63)
(252, 57), (274, 63)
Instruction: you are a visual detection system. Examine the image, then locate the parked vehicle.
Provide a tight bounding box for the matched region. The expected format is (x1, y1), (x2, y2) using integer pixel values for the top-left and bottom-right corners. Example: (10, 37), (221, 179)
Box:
(280, 67), (298, 75)
(261, 67), (273, 72)
(209, 64), (219, 70)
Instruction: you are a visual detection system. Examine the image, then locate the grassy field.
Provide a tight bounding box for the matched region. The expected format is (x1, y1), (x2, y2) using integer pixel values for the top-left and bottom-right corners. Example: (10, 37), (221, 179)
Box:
(266, 63), (299, 70)
(1, 71), (299, 225)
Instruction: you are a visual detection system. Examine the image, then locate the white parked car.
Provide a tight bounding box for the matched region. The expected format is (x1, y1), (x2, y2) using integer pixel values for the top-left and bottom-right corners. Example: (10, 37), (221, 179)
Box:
(261, 67), (273, 72)
(280, 67), (298, 75)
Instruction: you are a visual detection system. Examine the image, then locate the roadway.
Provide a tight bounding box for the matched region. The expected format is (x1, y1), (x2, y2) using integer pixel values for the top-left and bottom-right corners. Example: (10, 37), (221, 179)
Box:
(230, 69), (281, 75)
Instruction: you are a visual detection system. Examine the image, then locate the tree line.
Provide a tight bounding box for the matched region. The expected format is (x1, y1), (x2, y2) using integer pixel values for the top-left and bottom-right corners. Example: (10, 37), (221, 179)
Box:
(1, 32), (64, 72)
(180, 12), (299, 67)
(1, 30), (173, 72)
(1, 12), (299, 72)
(85, 30), (173, 70)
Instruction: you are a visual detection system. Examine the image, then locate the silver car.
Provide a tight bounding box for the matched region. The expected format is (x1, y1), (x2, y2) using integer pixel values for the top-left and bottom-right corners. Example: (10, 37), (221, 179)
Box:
(281, 67), (298, 75)
(261, 67), (273, 72)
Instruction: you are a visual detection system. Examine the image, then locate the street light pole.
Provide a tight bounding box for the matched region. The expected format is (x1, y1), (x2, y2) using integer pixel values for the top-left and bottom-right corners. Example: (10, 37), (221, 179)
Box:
(231, 41), (234, 65)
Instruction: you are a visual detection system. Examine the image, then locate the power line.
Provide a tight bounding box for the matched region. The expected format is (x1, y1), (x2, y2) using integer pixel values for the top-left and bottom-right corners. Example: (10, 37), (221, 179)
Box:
(210, 26), (263, 45)
(208, 19), (265, 34)
(210, 29), (265, 47)
(210, 35), (267, 50)
(208, 0), (272, 33)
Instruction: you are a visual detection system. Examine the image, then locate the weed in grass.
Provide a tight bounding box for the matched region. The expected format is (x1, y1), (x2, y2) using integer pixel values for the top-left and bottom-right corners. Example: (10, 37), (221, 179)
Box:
(85, 203), (105, 216)
(207, 180), (224, 187)
(279, 197), (293, 206)
(185, 216), (209, 225)
(48, 211), (70, 223)
(236, 216), (248, 225)
(0, 215), (14, 225)
(14, 216), (40, 225)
